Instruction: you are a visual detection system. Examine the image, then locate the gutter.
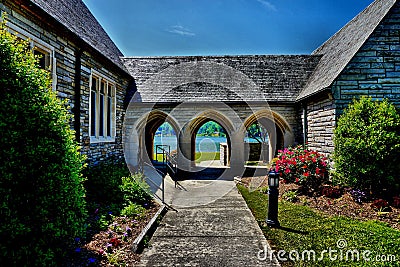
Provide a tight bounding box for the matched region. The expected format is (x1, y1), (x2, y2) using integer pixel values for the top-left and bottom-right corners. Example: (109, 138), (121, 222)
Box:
(74, 48), (83, 143)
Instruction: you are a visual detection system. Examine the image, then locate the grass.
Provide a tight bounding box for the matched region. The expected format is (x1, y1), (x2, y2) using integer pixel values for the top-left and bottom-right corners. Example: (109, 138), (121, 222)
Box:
(153, 152), (220, 163)
(237, 185), (400, 267)
(195, 152), (220, 163)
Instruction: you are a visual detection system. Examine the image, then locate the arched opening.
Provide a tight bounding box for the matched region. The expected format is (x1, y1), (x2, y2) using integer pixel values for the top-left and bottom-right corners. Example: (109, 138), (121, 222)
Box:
(191, 119), (231, 168)
(153, 122), (177, 162)
(244, 121), (270, 166)
(243, 110), (292, 164)
(137, 110), (179, 164)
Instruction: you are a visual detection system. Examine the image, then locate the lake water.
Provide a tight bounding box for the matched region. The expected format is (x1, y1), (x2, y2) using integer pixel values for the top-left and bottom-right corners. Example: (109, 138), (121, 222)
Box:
(154, 136), (259, 153)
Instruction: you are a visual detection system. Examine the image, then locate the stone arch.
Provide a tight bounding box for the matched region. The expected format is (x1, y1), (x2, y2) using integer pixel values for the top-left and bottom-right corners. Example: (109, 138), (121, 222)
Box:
(186, 110), (234, 166)
(135, 109), (180, 163)
(243, 110), (294, 162)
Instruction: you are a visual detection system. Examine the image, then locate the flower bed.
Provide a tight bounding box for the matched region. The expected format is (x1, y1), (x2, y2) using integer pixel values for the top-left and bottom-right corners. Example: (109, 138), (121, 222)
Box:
(271, 145), (329, 193)
(68, 201), (160, 266)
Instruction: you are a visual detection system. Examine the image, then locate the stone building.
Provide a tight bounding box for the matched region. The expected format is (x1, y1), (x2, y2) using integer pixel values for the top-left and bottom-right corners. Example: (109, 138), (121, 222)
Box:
(0, 0), (133, 164)
(298, 0), (400, 154)
(1, 0), (399, 172)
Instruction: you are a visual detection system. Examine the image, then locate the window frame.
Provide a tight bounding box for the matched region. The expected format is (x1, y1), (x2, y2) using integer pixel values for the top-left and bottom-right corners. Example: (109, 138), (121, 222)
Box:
(6, 22), (57, 90)
(89, 69), (117, 143)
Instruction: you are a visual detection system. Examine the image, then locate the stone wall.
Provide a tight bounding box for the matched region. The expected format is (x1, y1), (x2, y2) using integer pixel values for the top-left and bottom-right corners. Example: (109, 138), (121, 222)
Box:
(332, 3), (400, 114)
(1, 0), (131, 164)
(302, 95), (336, 155)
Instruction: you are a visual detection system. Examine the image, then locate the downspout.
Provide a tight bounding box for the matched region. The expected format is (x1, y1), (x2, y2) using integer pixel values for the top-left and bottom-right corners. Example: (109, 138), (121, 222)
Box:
(74, 48), (84, 143)
(302, 103), (308, 146)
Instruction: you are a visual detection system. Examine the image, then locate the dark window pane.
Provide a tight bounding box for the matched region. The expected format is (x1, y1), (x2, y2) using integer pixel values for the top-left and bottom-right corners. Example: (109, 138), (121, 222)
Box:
(107, 96), (111, 136)
(90, 91), (96, 136)
(91, 77), (97, 91)
(99, 94), (104, 137)
(101, 81), (106, 94)
(33, 50), (46, 69)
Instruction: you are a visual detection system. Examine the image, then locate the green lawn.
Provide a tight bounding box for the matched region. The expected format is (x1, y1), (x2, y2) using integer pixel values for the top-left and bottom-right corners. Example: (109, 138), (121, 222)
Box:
(195, 152), (220, 163)
(238, 185), (400, 267)
(153, 152), (220, 163)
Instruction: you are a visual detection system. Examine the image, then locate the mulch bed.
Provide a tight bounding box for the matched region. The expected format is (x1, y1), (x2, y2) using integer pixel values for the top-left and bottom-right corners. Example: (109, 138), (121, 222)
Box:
(67, 201), (160, 266)
(240, 177), (400, 231)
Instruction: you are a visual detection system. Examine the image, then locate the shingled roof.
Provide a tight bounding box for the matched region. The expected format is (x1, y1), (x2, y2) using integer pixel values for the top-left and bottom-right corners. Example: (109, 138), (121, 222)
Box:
(123, 55), (320, 103)
(30, 0), (129, 74)
(297, 0), (397, 101)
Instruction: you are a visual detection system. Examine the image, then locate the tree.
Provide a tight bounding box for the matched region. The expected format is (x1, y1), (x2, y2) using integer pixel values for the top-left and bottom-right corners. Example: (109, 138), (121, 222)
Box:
(246, 122), (269, 162)
(246, 122), (269, 144)
(333, 96), (400, 195)
(197, 121), (226, 137)
(0, 17), (87, 265)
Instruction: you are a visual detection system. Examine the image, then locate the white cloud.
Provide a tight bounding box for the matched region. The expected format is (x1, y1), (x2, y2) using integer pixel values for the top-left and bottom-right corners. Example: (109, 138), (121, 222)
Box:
(256, 0), (277, 11)
(167, 25), (195, 36)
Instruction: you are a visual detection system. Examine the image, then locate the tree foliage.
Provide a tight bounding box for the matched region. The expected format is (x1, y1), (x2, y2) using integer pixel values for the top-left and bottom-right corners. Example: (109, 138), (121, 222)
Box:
(0, 18), (87, 265)
(246, 122), (269, 144)
(156, 122), (176, 136)
(196, 121), (226, 137)
(333, 96), (400, 194)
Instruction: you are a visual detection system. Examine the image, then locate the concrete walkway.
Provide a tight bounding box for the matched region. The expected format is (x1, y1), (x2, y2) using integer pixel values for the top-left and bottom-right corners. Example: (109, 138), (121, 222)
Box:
(137, 179), (280, 267)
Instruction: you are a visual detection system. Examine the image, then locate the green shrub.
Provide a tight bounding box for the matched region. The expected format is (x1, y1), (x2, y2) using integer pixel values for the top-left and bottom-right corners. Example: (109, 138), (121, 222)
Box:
(120, 203), (146, 218)
(120, 173), (152, 205)
(0, 18), (86, 266)
(333, 96), (400, 194)
(83, 156), (130, 205)
(282, 190), (299, 202)
(271, 145), (330, 193)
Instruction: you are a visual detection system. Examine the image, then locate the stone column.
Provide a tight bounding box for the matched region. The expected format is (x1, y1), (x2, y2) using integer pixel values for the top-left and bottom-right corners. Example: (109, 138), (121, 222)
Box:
(177, 126), (194, 176)
(229, 130), (246, 177)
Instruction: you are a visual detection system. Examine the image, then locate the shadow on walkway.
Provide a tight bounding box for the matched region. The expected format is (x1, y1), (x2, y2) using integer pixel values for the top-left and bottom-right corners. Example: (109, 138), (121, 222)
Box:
(137, 176), (281, 267)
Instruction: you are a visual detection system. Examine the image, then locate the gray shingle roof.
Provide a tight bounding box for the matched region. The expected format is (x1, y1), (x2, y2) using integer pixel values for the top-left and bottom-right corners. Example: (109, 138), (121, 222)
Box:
(297, 0), (397, 101)
(30, 0), (129, 74)
(122, 55), (320, 103)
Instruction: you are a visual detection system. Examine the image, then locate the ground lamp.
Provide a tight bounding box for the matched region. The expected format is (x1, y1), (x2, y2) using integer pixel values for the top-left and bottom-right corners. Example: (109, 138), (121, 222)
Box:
(266, 169), (280, 227)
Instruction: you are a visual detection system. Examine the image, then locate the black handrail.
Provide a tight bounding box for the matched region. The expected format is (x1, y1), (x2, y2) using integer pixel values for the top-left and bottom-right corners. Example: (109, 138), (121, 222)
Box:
(155, 145), (177, 187)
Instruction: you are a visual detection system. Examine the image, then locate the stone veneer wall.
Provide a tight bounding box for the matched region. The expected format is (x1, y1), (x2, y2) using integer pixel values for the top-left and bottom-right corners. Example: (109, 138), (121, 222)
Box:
(302, 96), (336, 155)
(1, 0), (130, 164)
(332, 2), (400, 114)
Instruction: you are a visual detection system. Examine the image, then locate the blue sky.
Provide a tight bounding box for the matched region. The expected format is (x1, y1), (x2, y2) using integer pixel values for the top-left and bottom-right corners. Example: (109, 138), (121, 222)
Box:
(82, 0), (375, 56)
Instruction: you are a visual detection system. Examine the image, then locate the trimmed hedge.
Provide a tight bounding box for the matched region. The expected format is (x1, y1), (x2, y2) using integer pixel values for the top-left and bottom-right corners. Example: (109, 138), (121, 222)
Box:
(0, 18), (87, 266)
(333, 96), (400, 195)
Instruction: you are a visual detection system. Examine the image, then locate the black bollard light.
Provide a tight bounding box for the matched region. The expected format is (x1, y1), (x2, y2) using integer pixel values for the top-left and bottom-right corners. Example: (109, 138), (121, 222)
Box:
(266, 169), (280, 227)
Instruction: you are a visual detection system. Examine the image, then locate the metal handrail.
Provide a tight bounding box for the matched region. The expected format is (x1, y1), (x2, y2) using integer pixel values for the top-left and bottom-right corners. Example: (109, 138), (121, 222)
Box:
(155, 145), (177, 187)
(155, 145), (170, 163)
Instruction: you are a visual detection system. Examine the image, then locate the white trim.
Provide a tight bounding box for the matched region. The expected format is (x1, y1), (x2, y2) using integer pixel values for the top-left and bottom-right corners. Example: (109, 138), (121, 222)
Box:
(6, 21), (57, 90)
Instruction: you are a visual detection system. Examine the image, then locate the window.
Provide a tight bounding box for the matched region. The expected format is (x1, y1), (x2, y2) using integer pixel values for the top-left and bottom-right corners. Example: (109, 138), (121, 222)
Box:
(89, 70), (116, 143)
(6, 22), (57, 90)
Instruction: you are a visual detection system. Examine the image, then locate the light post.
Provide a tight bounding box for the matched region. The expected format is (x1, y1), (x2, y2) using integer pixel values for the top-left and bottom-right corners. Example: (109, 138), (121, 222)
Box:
(266, 169), (280, 227)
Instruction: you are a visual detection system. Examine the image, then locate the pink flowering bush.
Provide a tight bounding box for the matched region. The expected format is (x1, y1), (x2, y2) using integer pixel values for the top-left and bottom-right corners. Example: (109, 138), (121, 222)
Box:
(271, 145), (330, 192)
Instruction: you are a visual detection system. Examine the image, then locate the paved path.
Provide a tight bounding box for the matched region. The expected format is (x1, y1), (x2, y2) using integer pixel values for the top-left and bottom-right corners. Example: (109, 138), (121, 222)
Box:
(137, 179), (280, 267)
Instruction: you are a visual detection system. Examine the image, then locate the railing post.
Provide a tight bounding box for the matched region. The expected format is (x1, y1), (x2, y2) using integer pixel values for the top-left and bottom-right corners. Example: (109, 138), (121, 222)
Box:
(162, 171), (165, 203)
